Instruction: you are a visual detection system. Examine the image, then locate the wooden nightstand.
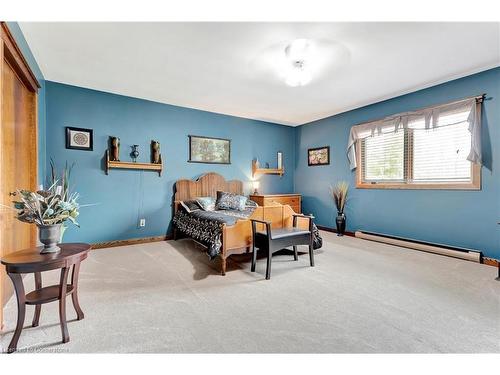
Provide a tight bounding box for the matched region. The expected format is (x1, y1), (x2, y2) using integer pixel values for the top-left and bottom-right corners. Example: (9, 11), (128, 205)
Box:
(249, 194), (301, 213)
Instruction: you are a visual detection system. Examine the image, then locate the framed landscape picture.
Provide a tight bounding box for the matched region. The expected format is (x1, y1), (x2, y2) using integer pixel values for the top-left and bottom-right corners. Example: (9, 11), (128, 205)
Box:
(308, 146), (330, 166)
(66, 126), (93, 151)
(188, 135), (231, 164)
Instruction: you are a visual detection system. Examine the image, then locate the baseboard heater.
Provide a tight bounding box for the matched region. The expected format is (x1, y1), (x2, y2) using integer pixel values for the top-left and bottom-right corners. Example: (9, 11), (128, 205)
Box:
(354, 231), (482, 263)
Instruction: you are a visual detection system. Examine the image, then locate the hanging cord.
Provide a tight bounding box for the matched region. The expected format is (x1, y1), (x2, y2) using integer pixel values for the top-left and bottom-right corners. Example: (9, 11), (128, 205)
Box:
(137, 170), (145, 228)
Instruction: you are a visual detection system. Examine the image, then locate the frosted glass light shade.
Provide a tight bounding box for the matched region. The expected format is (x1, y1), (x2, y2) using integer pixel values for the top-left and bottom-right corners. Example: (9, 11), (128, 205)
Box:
(284, 39), (312, 87)
(285, 39), (310, 62)
(285, 65), (312, 87)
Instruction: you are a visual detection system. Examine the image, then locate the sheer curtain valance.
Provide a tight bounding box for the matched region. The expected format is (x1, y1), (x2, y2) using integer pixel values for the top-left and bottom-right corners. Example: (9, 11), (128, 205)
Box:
(347, 96), (482, 170)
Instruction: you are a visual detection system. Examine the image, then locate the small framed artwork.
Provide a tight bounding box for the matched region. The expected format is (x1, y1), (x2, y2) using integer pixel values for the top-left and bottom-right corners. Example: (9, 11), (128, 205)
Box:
(188, 135), (231, 164)
(308, 146), (330, 166)
(66, 127), (93, 151)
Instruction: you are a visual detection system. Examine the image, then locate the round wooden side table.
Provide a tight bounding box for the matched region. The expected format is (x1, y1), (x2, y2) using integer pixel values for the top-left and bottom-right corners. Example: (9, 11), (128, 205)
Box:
(1, 243), (91, 353)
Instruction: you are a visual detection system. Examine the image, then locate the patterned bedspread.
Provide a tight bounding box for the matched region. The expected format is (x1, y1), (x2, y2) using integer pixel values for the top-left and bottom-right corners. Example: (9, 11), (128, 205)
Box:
(172, 208), (256, 259)
(172, 207), (323, 260)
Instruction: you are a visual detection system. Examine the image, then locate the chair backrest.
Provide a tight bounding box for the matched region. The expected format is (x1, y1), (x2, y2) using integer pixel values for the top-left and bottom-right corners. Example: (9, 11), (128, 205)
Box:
(250, 204), (309, 231)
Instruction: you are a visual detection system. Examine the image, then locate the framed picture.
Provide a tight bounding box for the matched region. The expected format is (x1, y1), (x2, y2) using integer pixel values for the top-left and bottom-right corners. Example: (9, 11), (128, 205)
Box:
(188, 135), (231, 164)
(66, 127), (93, 151)
(308, 146), (330, 166)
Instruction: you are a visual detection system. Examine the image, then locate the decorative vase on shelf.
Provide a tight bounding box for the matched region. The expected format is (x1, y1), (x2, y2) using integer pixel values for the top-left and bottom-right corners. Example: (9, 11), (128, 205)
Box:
(38, 223), (63, 254)
(335, 212), (346, 236)
(131, 145), (139, 162)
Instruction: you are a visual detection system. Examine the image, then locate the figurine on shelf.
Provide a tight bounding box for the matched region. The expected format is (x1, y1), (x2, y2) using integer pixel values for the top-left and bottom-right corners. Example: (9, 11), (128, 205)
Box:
(151, 140), (162, 164)
(109, 136), (120, 161)
(131, 145), (139, 162)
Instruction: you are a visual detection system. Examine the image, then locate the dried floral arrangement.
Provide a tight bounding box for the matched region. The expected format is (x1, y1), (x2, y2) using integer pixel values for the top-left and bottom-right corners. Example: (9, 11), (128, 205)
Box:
(11, 161), (80, 227)
(331, 181), (349, 214)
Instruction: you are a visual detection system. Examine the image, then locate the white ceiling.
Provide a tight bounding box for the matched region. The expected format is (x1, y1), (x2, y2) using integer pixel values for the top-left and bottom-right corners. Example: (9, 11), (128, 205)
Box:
(19, 22), (500, 126)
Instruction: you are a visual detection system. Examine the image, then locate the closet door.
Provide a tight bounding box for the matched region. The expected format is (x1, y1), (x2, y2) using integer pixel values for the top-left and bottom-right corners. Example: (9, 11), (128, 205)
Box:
(0, 23), (39, 330)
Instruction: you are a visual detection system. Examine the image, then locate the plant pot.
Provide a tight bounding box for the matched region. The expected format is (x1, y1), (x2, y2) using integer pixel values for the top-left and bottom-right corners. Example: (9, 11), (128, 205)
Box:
(38, 224), (62, 254)
(335, 212), (346, 236)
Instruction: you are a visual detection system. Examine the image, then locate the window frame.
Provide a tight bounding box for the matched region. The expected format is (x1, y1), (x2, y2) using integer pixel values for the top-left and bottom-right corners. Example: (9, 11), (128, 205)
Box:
(355, 123), (481, 191)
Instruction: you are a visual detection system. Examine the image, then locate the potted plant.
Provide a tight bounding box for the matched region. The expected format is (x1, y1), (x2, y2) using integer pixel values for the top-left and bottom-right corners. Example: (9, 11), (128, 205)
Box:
(10, 162), (80, 254)
(331, 181), (349, 236)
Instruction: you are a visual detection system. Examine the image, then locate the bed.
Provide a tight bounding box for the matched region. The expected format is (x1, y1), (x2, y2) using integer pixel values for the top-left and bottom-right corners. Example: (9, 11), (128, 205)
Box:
(172, 172), (312, 275)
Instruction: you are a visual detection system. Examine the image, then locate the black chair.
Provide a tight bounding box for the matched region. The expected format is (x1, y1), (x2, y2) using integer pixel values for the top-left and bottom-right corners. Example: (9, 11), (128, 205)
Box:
(250, 214), (315, 280)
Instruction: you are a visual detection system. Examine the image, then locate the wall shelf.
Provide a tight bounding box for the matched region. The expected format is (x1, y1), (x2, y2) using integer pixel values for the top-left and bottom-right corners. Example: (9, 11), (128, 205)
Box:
(252, 159), (284, 178)
(105, 150), (163, 176)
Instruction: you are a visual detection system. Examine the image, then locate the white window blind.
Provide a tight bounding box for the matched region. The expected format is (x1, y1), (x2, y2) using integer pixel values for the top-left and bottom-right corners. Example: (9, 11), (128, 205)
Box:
(362, 131), (404, 181)
(412, 123), (471, 182)
(351, 96), (482, 188)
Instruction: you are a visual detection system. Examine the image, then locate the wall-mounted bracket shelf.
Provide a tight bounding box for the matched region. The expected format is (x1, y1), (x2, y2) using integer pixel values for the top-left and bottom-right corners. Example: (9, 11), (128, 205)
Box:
(252, 159), (284, 178)
(105, 150), (163, 176)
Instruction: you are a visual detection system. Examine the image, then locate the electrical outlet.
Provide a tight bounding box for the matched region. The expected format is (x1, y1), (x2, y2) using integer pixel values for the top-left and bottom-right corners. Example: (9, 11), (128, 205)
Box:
(139, 218), (146, 227)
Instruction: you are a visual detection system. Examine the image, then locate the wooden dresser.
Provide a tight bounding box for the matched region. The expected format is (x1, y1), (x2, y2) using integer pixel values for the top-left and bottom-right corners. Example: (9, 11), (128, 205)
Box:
(249, 194), (302, 213)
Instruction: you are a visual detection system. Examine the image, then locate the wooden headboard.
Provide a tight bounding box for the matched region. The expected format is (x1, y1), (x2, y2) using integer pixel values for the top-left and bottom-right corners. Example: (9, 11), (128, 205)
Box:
(174, 172), (243, 203)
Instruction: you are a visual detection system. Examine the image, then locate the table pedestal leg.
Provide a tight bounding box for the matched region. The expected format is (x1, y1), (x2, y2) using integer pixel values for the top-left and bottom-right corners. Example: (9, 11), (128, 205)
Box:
(32, 272), (42, 327)
(7, 273), (26, 353)
(59, 267), (70, 343)
(71, 262), (84, 320)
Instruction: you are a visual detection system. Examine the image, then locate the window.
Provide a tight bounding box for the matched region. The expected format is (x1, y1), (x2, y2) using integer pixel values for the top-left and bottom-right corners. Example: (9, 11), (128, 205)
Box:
(352, 98), (482, 190)
(362, 131), (405, 182)
(412, 123), (471, 182)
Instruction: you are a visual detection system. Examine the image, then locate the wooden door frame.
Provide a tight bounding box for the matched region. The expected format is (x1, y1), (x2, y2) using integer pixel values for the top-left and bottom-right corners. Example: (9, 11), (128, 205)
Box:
(0, 21), (40, 331)
(1, 23), (39, 92)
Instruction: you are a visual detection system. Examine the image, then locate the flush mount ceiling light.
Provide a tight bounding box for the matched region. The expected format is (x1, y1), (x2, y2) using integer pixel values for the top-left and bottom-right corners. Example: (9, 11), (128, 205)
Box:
(251, 37), (349, 90)
(284, 39), (312, 87)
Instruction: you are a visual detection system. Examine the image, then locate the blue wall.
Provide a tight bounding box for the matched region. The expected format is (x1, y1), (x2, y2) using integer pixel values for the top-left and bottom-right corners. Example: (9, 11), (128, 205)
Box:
(6, 22), (46, 183)
(16, 18), (498, 258)
(45, 81), (296, 243)
(295, 67), (500, 259)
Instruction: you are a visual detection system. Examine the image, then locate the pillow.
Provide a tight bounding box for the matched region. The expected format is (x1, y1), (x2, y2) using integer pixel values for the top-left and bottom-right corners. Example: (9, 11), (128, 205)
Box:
(196, 196), (216, 211)
(216, 191), (248, 211)
(180, 200), (201, 213)
(246, 199), (258, 208)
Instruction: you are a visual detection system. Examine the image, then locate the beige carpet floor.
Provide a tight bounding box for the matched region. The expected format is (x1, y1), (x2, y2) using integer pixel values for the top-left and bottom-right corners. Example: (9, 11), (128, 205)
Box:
(1, 231), (499, 353)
